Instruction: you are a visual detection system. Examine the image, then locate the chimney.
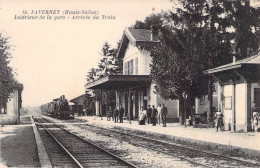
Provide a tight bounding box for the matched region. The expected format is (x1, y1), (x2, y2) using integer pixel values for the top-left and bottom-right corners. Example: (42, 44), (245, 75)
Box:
(150, 25), (159, 41)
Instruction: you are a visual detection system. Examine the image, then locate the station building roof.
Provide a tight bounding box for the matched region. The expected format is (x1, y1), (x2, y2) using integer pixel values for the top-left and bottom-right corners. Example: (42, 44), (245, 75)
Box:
(117, 27), (160, 58)
(70, 94), (86, 103)
(204, 54), (260, 74)
(85, 75), (151, 90)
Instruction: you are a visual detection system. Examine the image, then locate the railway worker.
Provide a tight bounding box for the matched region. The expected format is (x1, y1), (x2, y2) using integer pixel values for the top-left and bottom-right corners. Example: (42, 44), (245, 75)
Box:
(114, 107), (119, 123)
(151, 105), (158, 126)
(157, 103), (162, 125)
(107, 106), (113, 121)
(139, 106), (147, 125)
(147, 105), (152, 124)
(161, 103), (168, 127)
(119, 104), (124, 123)
(215, 109), (223, 132)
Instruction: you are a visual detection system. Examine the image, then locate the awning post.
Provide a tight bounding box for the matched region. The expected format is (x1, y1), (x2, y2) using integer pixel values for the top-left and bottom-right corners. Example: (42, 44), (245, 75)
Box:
(100, 89), (103, 120)
(128, 86), (131, 124)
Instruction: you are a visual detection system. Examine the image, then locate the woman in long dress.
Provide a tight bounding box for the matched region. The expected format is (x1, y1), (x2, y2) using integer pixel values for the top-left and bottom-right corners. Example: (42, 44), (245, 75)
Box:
(251, 102), (259, 133)
(139, 106), (147, 125)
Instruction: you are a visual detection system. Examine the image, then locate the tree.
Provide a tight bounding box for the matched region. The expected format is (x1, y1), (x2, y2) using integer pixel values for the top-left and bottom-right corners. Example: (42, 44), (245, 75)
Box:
(0, 33), (16, 113)
(150, 0), (215, 124)
(85, 42), (122, 116)
(133, 13), (163, 29)
(219, 0), (260, 59)
(204, 0), (260, 122)
(96, 42), (121, 78)
(143, 0), (259, 124)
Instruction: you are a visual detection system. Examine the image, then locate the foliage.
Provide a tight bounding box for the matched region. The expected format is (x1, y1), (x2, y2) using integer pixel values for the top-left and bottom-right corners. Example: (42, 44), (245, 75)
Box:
(133, 13), (163, 29)
(0, 33), (16, 108)
(218, 0), (260, 59)
(141, 0), (259, 123)
(85, 42), (121, 112)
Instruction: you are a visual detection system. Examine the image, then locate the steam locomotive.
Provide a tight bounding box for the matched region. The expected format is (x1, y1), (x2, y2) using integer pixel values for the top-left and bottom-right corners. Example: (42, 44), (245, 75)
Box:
(40, 95), (73, 119)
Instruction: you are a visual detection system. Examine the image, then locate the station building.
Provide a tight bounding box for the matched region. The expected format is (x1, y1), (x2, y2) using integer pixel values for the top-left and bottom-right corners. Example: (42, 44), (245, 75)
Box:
(70, 94), (85, 116)
(205, 54), (260, 132)
(85, 28), (179, 121)
(0, 83), (23, 125)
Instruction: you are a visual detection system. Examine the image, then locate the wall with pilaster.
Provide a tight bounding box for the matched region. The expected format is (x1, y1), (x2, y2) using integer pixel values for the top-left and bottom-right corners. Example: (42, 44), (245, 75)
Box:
(235, 83), (247, 131)
(0, 89), (19, 125)
(223, 85), (232, 130)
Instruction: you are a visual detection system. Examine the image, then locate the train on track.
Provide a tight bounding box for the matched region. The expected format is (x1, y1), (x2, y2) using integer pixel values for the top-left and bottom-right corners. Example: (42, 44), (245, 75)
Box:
(40, 95), (73, 119)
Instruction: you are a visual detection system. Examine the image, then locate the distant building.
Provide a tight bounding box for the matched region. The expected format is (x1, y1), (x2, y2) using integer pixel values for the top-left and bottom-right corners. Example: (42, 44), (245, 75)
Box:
(0, 83), (23, 124)
(205, 54), (260, 132)
(70, 94), (85, 116)
(70, 93), (94, 116)
(85, 28), (179, 121)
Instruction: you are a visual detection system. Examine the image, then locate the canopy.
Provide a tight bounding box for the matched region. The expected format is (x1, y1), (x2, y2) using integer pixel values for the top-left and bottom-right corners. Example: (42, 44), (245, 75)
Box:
(85, 75), (151, 90)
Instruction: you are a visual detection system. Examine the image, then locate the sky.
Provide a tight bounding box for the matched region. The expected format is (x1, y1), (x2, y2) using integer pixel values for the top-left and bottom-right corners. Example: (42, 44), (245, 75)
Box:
(0, 0), (172, 106)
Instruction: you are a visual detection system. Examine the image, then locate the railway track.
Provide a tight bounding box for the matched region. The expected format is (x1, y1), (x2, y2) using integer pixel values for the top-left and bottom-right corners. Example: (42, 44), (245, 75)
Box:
(33, 116), (137, 168)
(81, 123), (260, 168)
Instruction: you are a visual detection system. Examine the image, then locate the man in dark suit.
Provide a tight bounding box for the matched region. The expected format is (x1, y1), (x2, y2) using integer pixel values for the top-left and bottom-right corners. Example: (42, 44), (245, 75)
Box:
(114, 107), (119, 123)
(151, 105), (158, 126)
(119, 104), (124, 123)
(147, 105), (152, 124)
(161, 103), (168, 127)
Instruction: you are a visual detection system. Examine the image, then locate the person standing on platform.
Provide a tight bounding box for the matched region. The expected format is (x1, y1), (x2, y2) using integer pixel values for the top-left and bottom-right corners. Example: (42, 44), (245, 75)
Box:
(252, 114), (259, 133)
(114, 107), (119, 123)
(251, 102), (259, 133)
(139, 106), (147, 125)
(147, 105), (152, 124)
(157, 103), (162, 125)
(161, 103), (168, 127)
(107, 106), (112, 121)
(151, 105), (158, 126)
(119, 104), (124, 123)
(215, 109), (223, 132)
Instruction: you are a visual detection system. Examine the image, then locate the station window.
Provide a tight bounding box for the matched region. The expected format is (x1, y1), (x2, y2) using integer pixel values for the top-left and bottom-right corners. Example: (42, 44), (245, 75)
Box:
(123, 59), (134, 75)
(124, 62), (128, 75)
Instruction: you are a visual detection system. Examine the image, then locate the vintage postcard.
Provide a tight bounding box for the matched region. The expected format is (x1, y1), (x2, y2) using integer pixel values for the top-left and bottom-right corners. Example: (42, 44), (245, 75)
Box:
(0, 0), (259, 167)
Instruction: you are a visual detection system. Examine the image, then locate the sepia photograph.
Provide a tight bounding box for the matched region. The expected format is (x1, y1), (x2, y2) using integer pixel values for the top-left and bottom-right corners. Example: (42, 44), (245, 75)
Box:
(0, 0), (260, 167)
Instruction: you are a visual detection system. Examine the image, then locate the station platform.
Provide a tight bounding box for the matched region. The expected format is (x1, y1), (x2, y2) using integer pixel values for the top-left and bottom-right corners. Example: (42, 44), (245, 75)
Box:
(76, 116), (260, 157)
(0, 115), (40, 167)
(0, 115), (51, 168)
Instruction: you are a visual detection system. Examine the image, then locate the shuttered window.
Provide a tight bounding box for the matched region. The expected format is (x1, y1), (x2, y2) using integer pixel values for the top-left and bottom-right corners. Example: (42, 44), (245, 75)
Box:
(124, 62), (128, 75)
(123, 59), (135, 75)
(135, 57), (138, 74)
(129, 59), (134, 75)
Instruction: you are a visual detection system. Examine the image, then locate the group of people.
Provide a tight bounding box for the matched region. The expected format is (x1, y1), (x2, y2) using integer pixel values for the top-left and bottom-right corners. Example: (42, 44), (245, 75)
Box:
(215, 102), (259, 133)
(139, 103), (168, 127)
(106, 104), (125, 123)
(106, 103), (168, 127)
(106, 102), (259, 133)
